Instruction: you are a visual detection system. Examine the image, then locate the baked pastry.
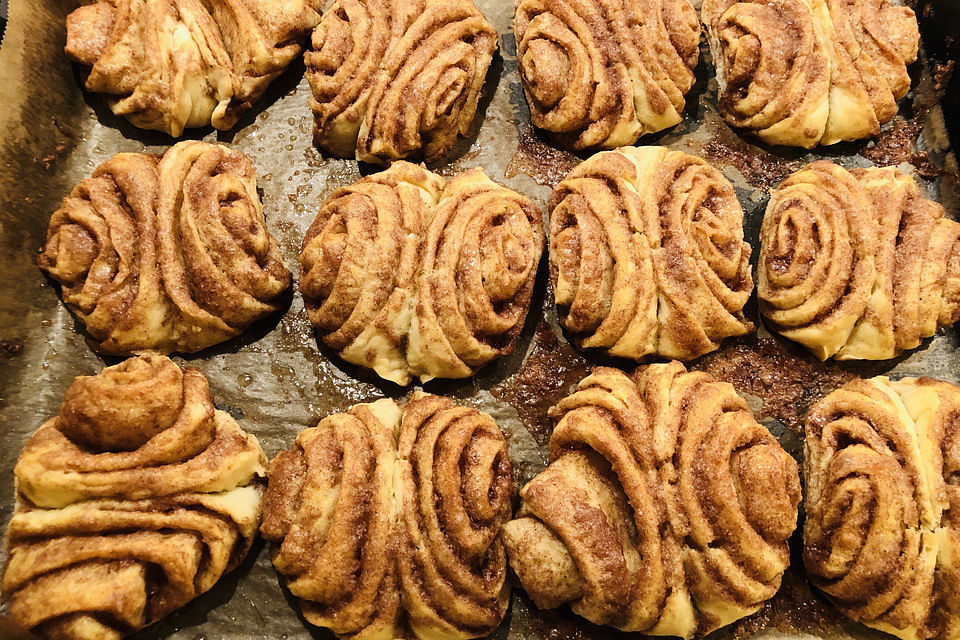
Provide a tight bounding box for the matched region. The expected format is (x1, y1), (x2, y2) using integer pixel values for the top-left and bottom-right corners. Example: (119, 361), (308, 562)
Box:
(502, 363), (800, 636)
(38, 140), (291, 355)
(261, 392), (512, 640)
(550, 146), (754, 361)
(702, 0), (919, 147)
(804, 375), (960, 640)
(515, 0), (700, 150)
(758, 161), (960, 360)
(299, 161), (544, 384)
(65, 0), (322, 137)
(306, 0), (497, 164)
(2, 355), (266, 640)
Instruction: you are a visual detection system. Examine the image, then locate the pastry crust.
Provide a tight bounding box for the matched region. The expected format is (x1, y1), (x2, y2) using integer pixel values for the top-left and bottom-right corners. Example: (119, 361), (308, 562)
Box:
(501, 363), (801, 637)
(299, 161), (544, 384)
(549, 146), (754, 361)
(804, 375), (960, 640)
(515, 0), (701, 150)
(38, 140), (291, 355)
(306, 0), (497, 164)
(702, 0), (919, 147)
(261, 392), (513, 640)
(65, 0), (322, 137)
(2, 355), (266, 640)
(758, 161), (960, 360)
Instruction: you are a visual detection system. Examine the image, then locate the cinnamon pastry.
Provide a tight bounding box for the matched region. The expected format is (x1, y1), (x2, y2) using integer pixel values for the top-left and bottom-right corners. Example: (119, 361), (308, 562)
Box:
(758, 161), (960, 360)
(515, 0), (700, 150)
(65, 0), (322, 137)
(38, 140), (291, 355)
(261, 392), (512, 640)
(299, 161), (544, 385)
(702, 0), (919, 147)
(502, 363), (800, 637)
(804, 375), (960, 640)
(2, 355), (266, 640)
(550, 146), (754, 361)
(306, 0), (497, 164)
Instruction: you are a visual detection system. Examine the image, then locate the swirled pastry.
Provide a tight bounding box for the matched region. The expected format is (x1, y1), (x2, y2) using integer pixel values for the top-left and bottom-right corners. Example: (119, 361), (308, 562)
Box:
(550, 146), (754, 361)
(38, 140), (291, 355)
(65, 0), (321, 137)
(702, 0), (919, 147)
(805, 375), (960, 640)
(2, 355), (266, 640)
(515, 0), (700, 150)
(758, 161), (960, 360)
(261, 392), (512, 640)
(299, 161), (544, 384)
(306, 0), (497, 164)
(502, 363), (800, 637)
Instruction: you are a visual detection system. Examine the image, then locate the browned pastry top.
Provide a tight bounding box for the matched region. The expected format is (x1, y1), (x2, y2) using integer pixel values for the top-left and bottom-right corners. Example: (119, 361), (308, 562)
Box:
(758, 161), (960, 360)
(306, 0), (497, 164)
(515, 0), (701, 150)
(299, 161), (544, 384)
(3, 355), (266, 640)
(38, 140), (291, 355)
(804, 375), (960, 640)
(502, 362), (801, 637)
(65, 0), (322, 136)
(261, 392), (513, 640)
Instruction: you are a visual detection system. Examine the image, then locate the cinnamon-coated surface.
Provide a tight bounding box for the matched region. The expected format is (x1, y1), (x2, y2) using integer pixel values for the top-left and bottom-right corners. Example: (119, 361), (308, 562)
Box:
(306, 0), (497, 165)
(702, 0), (919, 147)
(758, 161), (960, 360)
(501, 363), (801, 637)
(299, 161), (544, 385)
(2, 355), (266, 640)
(65, 0), (322, 137)
(550, 146), (754, 361)
(261, 392), (513, 640)
(38, 140), (291, 355)
(804, 375), (960, 640)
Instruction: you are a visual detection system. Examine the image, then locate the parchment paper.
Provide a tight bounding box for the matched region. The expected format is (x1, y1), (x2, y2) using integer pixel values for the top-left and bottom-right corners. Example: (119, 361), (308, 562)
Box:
(0, 0), (957, 639)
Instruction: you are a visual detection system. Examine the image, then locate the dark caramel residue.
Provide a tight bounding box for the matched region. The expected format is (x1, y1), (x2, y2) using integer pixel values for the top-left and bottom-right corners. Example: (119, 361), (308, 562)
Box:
(491, 319), (591, 446)
(0, 340), (23, 356)
(700, 137), (802, 190)
(692, 335), (855, 434)
(36, 143), (68, 170)
(505, 128), (582, 189)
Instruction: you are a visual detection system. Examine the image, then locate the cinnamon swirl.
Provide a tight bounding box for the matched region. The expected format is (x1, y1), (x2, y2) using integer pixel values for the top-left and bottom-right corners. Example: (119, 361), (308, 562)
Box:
(502, 363), (801, 636)
(38, 141), (291, 355)
(306, 0), (497, 164)
(804, 375), (960, 640)
(550, 146), (754, 361)
(261, 392), (513, 640)
(758, 161), (960, 360)
(299, 161), (544, 384)
(2, 355), (266, 640)
(702, 0), (919, 147)
(515, 0), (701, 150)
(65, 0), (322, 137)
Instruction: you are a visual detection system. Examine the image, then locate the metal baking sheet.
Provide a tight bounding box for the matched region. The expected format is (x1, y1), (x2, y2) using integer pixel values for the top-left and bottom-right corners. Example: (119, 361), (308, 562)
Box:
(0, 0), (957, 639)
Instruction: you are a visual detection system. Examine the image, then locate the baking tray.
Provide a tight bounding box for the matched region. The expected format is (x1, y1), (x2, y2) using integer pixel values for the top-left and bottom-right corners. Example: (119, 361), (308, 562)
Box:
(0, 0), (957, 639)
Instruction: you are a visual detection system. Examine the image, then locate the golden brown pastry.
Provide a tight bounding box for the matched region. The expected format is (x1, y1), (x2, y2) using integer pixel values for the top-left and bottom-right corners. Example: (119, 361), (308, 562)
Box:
(758, 161), (960, 360)
(65, 0), (322, 137)
(515, 0), (700, 150)
(702, 0), (919, 147)
(306, 0), (497, 165)
(299, 161), (544, 385)
(38, 140), (291, 355)
(550, 146), (754, 361)
(804, 375), (960, 640)
(502, 363), (801, 637)
(2, 355), (266, 640)
(261, 391), (512, 640)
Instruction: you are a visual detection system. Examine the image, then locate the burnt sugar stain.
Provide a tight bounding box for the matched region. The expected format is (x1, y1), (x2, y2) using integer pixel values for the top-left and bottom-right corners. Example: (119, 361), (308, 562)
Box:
(505, 128), (582, 190)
